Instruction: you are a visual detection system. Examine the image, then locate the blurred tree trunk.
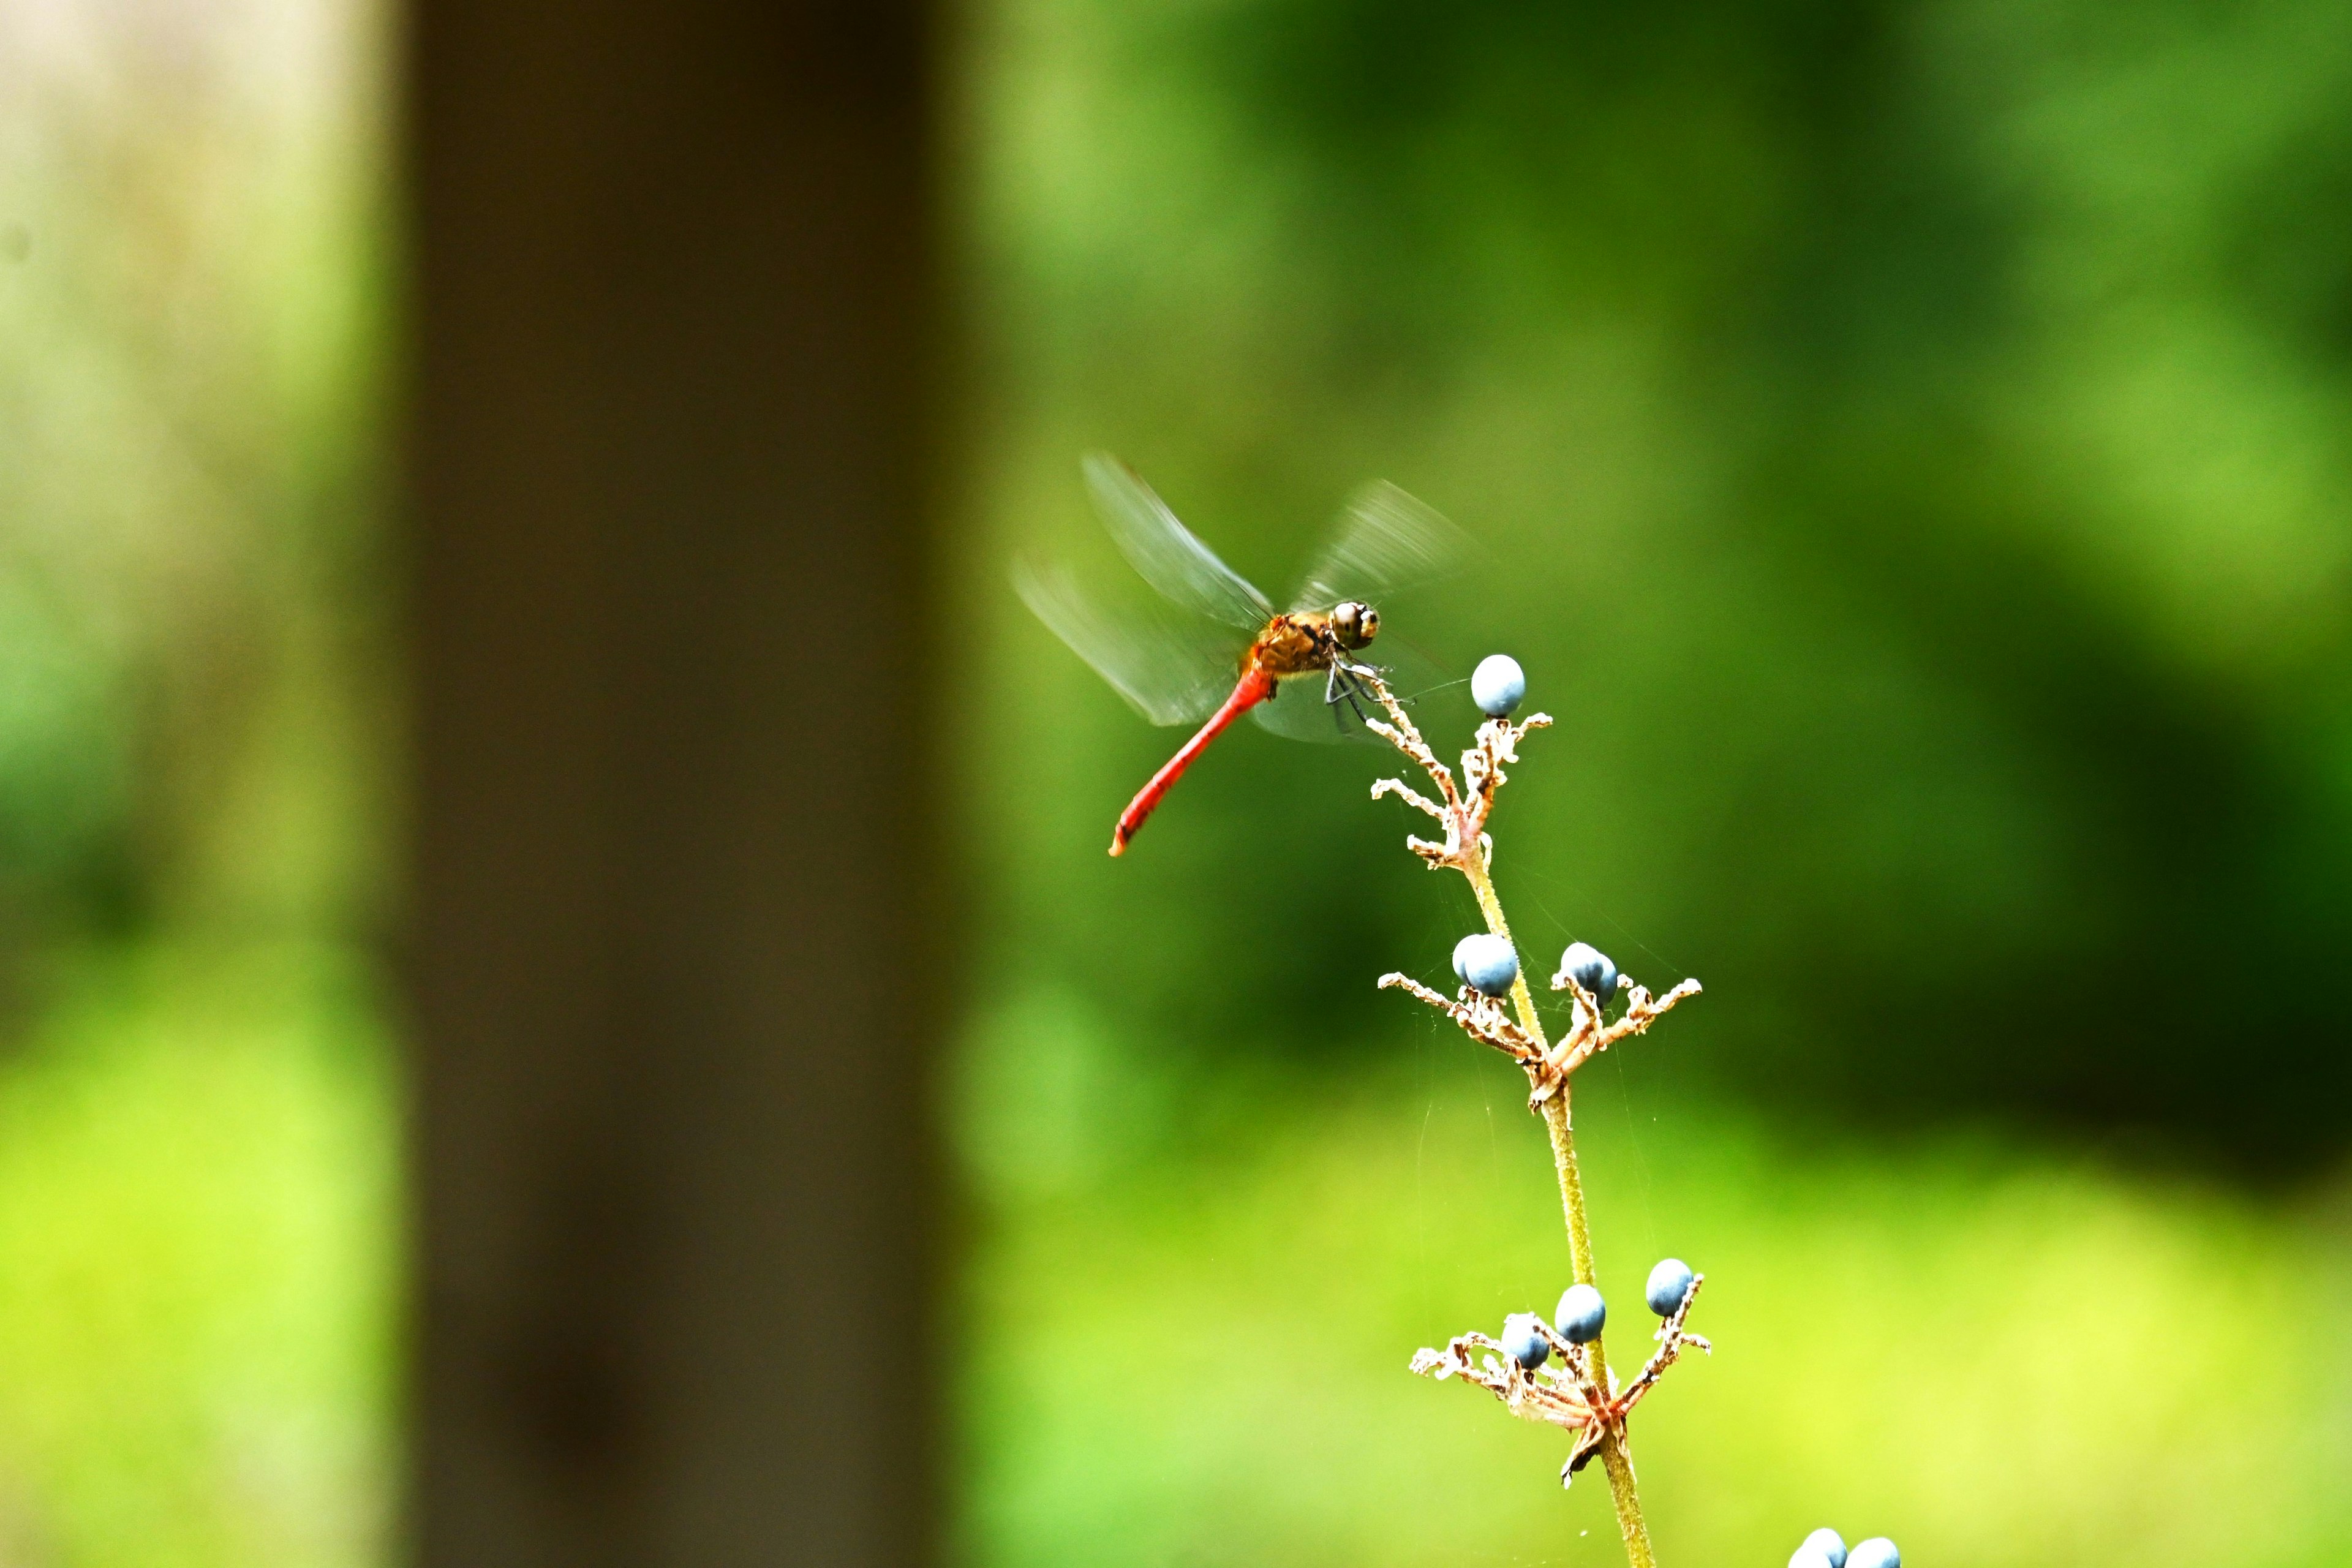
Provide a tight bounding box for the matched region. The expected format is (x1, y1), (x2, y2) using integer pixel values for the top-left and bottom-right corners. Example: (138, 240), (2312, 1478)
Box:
(405, 2), (937, 1564)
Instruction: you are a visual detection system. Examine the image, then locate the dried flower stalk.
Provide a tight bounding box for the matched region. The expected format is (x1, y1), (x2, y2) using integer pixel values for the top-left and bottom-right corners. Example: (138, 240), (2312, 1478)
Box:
(1375, 970), (1702, 1112)
(1409, 1275), (1710, 1483)
(1354, 663), (1704, 1568)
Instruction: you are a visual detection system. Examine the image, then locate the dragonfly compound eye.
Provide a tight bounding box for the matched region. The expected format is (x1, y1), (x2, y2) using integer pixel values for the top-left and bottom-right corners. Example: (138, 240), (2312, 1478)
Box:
(1335, 601), (1379, 649)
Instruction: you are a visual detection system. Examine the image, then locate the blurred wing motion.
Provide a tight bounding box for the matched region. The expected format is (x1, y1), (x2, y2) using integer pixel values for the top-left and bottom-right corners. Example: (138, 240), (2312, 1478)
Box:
(1012, 559), (1234, 726)
(1249, 637), (1461, 744)
(1288, 480), (1477, 612)
(1025, 457), (1476, 855)
(1082, 453), (1274, 630)
(1248, 673), (1359, 743)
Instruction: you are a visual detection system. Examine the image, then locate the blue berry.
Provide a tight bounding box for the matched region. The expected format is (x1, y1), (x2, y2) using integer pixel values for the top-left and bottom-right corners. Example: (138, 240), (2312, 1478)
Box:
(1453, 933), (1518, 998)
(1800, 1528), (1848, 1568)
(1645, 1257), (1695, 1317)
(1471, 654), (1526, 717)
(1501, 1312), (1549, 1370)
(1787, 1550), (1837, 1568)
(1556, 941), (1619, 1008)
(1554, 1283), (1606, 1343)
(1847, 1540), (1898, 1568)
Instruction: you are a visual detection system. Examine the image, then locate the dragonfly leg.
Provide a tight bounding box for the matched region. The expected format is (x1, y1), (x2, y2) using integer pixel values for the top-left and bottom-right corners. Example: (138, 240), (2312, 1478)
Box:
(1329, 665), (1379, 727)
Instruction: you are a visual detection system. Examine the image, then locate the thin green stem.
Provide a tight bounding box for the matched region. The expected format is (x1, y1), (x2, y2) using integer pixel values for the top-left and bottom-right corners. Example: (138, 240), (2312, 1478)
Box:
(1461, 850), (1657, 1568)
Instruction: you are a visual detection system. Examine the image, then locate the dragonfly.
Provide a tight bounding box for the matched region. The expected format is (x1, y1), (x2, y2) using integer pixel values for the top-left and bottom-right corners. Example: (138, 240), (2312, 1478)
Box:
(1016, 453), (1471, 856)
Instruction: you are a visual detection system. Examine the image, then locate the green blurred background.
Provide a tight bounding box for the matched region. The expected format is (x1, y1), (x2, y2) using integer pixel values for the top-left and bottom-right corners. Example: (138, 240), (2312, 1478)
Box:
(4, 0), (2352, 1562)
(0, 0), (394, 1561)
(958, 0), (2352, 1563)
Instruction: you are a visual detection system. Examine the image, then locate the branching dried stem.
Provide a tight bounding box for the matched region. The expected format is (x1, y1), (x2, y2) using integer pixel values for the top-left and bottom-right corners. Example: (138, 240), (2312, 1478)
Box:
(1409, 1276), (1711, 1485)
(1374, 973), (1564, 1106)
(1354, 663), (1705, 1568)
(1363, 680), (1548, 876)
(1375, 970), (1703, 1112)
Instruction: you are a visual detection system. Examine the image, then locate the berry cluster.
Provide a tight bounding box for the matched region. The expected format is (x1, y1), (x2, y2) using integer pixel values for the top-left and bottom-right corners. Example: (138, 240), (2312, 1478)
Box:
(1364, 654), (1721, 1511)
(1383, 930), (1699, 1115)
(1504, 1259), (1697, 1371)
(1365, 657), (1904, 1564)
(1451, 932), (1519, 998)
(1790, 1527), (1901, 1568)
(1408, 1251), (1711, 1486)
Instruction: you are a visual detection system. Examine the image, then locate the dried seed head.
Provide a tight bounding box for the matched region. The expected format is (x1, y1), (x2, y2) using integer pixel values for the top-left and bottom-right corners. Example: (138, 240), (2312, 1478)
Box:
(1555, 1283), (1606, 1343)
(1471, 653), (1526, 717)
(1553, 941), (1619, 1007)
(1798, 1528), (1849, 1568)
(1453, 933), (1518, 998)
(1645, 1257), (1695, 1317)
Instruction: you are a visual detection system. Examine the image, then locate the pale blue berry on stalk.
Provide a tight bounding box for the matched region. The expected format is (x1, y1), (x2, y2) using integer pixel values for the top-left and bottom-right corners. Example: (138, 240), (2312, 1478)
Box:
(1787, 1549), (1836, 1568)
(1557, 940), (1619, 1009)
(1847, 1539), (1899, 1568)
(1471, 653), (1526, 717)
(1645, 1257), (1694, 1317)
(1799, 1527), (1849, 1567)
(1555, 1282), (1606, 1343)
(1501, 1312), (1549, 1370)
(1453, 933), (1518, 998)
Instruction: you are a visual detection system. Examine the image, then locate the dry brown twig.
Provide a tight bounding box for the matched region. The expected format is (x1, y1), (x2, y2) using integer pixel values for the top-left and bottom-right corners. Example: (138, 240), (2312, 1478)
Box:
(1408, 1276), (1711, 1484)
(1349, 660), (1705, 1564)
(1376, 969), (1702, 1111)
(1363, 677), (1545, 875)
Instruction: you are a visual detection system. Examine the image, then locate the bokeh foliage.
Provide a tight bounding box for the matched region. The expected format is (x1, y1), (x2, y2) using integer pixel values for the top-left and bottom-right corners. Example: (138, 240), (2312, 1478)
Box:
(957, 2), (2352, 1564)
(965, 0), (2352, 1164)
(0, 0), (391, 949)
(2, 0), (2350, 1562)
(0, 947), (394, 1568)
(0, 0), (394, 1559)
(961, 1060), (2352, 1567)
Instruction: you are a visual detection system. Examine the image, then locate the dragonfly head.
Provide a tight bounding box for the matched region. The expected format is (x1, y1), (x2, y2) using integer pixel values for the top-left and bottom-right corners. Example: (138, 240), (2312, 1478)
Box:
(1332, 600), (1379, 650)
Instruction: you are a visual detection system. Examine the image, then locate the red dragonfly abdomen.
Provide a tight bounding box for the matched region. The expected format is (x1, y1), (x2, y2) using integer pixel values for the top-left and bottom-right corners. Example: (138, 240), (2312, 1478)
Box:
(1109, 665), (1280, 856)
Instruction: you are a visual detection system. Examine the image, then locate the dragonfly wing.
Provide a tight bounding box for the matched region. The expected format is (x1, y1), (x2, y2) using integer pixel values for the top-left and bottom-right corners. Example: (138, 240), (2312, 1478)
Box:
(1251, 641), (1468, 746)
(1358, 635), (1468, 712)
(1014, 559), (1234, 726)
(1250, 671), (1360, 744)
(1289, 480), (1480, 612)
(1084, 453), (1275, 630)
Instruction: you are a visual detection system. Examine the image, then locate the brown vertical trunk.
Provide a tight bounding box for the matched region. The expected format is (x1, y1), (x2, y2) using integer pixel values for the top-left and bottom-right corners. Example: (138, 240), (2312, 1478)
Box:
(404, 2), (937, 1562)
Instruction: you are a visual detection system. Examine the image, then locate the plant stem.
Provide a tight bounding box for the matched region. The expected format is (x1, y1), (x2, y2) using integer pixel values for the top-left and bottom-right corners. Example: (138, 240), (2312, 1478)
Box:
(1461, 850), (1658, 1568)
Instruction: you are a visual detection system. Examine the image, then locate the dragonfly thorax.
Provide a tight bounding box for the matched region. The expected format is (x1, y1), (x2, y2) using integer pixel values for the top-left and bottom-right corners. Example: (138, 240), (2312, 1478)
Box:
(1250, 603), (1380, 679)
